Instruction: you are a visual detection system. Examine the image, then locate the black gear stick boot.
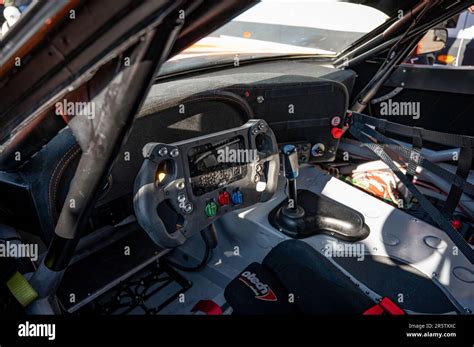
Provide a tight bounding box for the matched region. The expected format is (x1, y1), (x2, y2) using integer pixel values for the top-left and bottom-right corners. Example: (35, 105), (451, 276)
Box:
(270, 145), (370, 242)
(274, 144), (306, 230)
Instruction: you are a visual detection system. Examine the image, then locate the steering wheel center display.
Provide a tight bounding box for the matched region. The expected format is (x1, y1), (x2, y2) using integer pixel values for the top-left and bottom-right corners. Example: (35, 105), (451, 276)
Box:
(188, 135), (248, 196)
(133, 120), (279, 249)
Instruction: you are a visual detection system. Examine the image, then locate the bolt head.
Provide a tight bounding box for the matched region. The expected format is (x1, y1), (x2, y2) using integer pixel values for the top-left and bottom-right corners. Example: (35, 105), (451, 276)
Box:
(331, 116), (341, 127)
(158, 147), (168, 156)
(170, 148), (179, 157)
(183, 202), (193, 214)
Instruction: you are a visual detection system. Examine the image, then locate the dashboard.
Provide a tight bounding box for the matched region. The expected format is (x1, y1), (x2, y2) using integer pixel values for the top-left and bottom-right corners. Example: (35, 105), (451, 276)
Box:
(0, 61), (355, 242)
(102, 62), (355, 218)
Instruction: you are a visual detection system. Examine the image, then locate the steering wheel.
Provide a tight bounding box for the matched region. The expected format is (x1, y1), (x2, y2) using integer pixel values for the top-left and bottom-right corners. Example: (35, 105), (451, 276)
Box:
(133, 119), (280, 249)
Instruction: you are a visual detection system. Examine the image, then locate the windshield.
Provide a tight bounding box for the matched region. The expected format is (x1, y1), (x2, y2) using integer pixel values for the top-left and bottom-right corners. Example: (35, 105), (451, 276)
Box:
(160, 0), (389, 75)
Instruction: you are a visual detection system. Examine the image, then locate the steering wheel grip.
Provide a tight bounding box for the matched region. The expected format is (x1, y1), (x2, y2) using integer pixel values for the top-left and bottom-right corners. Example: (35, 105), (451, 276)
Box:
(133, 157), (187, 249)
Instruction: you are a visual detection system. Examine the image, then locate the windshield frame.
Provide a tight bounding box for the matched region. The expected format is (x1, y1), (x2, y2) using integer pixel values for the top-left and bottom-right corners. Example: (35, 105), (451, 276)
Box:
(158, 0), (396, 78)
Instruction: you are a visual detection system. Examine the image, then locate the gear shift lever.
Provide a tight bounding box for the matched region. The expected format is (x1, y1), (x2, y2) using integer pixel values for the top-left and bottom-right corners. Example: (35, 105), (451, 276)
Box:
(270, 145), (370, 241)
(275, 145), (305, 233)
(282, 144), (300, 211)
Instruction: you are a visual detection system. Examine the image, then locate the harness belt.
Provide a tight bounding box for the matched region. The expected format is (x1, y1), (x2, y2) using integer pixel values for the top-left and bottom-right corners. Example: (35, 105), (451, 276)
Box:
(442, 146), (473, 217)
(352, 113), (474, 195)
(352, 112), (474, 148)
(347, 112), (474, 264)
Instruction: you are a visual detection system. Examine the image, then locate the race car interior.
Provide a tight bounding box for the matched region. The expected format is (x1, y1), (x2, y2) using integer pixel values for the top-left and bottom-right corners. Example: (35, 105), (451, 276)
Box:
(0, 0), (473, 317)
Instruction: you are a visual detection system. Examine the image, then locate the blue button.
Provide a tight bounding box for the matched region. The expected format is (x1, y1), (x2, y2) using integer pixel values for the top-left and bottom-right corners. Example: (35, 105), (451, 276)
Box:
(231, 189), (243, 205)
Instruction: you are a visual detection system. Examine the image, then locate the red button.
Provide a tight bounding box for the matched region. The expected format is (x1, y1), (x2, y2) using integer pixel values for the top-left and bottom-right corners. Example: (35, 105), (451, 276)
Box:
(218, 191), (231, 206)
(331, 127), (344, 139)
(451, 219), (462, 230)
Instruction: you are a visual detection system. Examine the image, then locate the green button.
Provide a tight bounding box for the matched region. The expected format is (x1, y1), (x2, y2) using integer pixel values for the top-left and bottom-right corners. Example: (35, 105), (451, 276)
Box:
(205, 201), (218, 217)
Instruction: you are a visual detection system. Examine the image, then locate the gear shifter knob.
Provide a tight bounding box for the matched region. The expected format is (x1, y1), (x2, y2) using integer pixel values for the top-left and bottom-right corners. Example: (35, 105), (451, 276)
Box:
(282, 144), (299, 179)
(281, 144), (300, 212)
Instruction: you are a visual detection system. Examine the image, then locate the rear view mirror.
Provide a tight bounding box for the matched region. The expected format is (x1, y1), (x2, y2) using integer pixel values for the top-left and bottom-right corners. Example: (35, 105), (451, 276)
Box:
(417, 28), (448, 55)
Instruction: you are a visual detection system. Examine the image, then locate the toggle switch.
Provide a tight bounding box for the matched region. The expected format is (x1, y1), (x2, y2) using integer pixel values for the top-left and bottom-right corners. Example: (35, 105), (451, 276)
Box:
(205, 200), (218, 217)
(231, 188), (243, 205)
(218, 191), (231, 206)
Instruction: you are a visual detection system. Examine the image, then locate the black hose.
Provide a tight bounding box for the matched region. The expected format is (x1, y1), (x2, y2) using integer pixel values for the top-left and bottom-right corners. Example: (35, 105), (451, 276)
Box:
(164, 230), (213, 272)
